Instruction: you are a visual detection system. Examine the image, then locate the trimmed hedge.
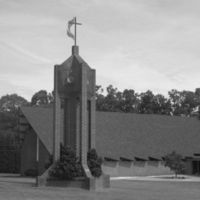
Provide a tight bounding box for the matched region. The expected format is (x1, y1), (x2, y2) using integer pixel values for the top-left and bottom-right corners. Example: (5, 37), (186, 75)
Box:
(87, 148), (102, 177)
(47, 146), (103, 179)
(49, 145), (84, 180)
(0, 122), (21, 173)
(0, 148), (20, 173)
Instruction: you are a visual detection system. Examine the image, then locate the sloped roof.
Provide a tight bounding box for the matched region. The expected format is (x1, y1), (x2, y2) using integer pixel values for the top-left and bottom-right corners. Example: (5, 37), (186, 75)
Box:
(96, 112), (200, 159)
(21, 107), (200, 159)
(59, 50), (92, 71)
(21, 106), (53, 153)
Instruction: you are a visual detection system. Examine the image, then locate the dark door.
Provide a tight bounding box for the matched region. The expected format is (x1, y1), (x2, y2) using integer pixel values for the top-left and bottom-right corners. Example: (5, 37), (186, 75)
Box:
(192, 160), (200, 174)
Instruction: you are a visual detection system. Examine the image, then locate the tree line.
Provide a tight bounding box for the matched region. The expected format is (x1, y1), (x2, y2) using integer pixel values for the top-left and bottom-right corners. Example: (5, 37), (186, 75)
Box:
(1, 86), (200, 117)
(96, 85), (200, 117)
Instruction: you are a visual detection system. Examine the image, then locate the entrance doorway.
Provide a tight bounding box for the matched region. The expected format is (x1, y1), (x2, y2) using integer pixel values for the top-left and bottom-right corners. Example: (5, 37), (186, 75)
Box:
(192, 160), (200, 174)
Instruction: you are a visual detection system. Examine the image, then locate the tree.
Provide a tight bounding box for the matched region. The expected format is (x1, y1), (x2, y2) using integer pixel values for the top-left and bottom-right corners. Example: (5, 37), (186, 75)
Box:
(0, 112), (18, 131)
(103, 85), (121, 112)
(168, 89), (197, 116)
(164, 151), (185, 178)
(152, 94), (172, 115)
(168, 89), (183, 115)
(95, 85), (122, 112)
(120, 89), (139, 113)
(95, 85), (200, 116)
(194, 88), (200, 118)
(0, 94), (23, 173)
(95, 85), (106, 111)
(0, 94), (28, 113)
(138, 90), (155, 114)
(181, 90), (196, 116)
(31, 90), (53, 106)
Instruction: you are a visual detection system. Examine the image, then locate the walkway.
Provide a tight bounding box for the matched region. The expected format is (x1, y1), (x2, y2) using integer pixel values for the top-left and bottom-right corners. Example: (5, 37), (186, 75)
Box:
(111, 174), (200, 182)
(0, 174), (199, 200)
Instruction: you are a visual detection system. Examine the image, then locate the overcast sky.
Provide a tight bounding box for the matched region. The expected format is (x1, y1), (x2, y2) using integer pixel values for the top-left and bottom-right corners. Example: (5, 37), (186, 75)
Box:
(1, 0), (200, 100)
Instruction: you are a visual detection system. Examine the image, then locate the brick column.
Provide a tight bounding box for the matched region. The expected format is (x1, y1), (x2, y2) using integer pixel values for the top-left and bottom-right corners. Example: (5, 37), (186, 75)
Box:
(64, 98), (71, 147)
(53, 65), (61, 162)
(80, 65), (91, 177)
(76, 100), (80, 158)
(90, 69), (96, 149)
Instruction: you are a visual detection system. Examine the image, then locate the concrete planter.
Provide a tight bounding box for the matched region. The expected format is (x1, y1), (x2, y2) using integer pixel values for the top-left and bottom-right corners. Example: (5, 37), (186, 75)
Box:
(37, 174), (110, 190)
(46, 177), (89, 189)
(88, 174), (110, 190)
(36, 165), (110, 190)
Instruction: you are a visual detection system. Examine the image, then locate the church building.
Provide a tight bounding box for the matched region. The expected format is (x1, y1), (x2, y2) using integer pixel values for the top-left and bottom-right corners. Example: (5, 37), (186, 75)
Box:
(19, 46), (200, 177)
(19, 19), (200, 178)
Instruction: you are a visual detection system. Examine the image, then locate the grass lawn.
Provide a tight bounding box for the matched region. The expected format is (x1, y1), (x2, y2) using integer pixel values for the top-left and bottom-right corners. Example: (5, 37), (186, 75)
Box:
(0, 177), (199, 200)
(112, 180), (200, 200)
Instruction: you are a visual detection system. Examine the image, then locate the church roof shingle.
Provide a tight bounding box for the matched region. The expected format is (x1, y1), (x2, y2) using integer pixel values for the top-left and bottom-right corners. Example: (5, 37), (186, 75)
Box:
(21, 107), (200, 160)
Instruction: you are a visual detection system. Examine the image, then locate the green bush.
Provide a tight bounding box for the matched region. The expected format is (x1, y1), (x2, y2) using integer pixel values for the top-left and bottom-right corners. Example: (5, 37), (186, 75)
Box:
(87, 148), (102, 177)
(164, 151), (185, 177)
(49, 145), (84, 180)
(0, 150), (20, 173)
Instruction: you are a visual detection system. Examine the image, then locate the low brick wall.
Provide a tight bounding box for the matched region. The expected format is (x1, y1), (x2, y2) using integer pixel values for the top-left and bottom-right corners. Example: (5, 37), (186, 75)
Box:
(102, 160), (172, 177)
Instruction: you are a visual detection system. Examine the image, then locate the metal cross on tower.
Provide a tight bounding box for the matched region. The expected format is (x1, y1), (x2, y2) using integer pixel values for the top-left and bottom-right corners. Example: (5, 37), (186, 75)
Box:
(67, 17), (82, 46)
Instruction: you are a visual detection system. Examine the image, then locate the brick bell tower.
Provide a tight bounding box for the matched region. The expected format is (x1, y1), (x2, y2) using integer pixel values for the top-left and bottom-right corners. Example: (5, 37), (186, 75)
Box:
(53, 45), (96, 177)
(37, 18), (110, 188)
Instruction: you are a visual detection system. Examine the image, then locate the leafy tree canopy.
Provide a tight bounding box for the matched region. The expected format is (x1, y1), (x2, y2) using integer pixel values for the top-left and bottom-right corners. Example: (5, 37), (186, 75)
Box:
(0, 94), (28, 113)
(1, 86), (200, 117)
(95, 86), (200, 117)
(31, 90), (53, 106)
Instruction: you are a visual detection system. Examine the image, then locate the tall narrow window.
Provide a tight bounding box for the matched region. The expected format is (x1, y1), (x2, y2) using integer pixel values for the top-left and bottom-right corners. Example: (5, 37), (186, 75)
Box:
(87, 100), (91, 150)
